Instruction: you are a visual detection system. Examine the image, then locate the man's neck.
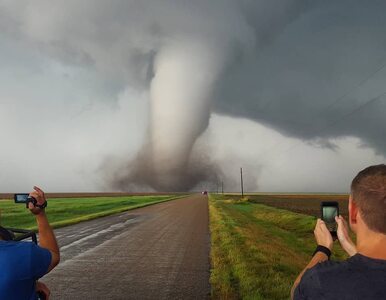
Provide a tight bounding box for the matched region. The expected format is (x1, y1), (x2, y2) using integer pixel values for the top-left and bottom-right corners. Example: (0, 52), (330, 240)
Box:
(356, 230), (386, 260)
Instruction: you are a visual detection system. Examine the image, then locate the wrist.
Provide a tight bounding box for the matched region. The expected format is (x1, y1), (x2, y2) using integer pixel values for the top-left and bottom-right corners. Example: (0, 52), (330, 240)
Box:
(35, 211), (47, 218)
(313, 245), (332, 259)
(321, 241), (333, 251)
(345, 244), (358, 257)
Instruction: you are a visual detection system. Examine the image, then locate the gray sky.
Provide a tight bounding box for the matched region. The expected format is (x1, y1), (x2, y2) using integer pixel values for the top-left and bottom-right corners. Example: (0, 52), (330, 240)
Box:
(0, 0), (385, 192)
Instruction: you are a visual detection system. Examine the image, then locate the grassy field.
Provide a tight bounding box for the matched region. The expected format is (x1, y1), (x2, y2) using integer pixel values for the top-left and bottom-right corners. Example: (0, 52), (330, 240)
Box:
(209, 194), (349, 300)
(0, 195), (185, 230)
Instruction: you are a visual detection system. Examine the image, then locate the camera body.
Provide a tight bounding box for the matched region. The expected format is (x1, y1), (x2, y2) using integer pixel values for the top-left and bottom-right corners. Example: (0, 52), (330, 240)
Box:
(321, 201), (339, 238)
(14, 193), (37, 208)
(14, 194), (30, 204)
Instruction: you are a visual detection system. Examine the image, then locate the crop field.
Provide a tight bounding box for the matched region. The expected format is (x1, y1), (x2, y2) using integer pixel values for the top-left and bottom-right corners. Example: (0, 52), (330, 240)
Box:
(231, 194), (349, 219)
(0, 195), (184, 230)
(209, 194), (350, 300)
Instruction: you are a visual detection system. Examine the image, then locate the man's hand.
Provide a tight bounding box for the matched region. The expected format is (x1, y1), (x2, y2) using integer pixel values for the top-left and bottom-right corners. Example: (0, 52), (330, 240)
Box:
(314, 219), (333, 250)
(335, 215), (357, 256)
(29, 186), (47, 215)
(36, 281), (50, 299)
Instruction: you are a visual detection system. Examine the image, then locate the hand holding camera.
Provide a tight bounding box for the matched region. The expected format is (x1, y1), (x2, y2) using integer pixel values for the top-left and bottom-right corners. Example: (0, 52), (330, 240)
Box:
(28, 186), (47, 215)
(14, 186), (47, 215)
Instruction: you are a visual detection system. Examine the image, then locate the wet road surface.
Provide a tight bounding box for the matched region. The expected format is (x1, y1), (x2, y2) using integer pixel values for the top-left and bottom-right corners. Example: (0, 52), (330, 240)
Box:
(43, 194), (210, 299)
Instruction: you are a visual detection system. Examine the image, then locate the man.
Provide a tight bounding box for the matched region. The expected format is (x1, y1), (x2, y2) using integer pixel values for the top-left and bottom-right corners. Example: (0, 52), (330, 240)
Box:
(0, 186), (60, 299)
(292, 164), (386, 299)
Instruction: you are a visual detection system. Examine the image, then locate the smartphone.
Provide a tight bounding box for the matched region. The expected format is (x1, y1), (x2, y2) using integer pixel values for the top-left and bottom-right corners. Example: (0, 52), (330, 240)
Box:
(321, 201), (339, 237)
(14, 193), (30, 204)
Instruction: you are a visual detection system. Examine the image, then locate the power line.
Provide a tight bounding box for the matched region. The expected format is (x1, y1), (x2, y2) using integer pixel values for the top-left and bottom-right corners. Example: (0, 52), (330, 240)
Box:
(256, 55), (386, 118)
(319, 91), (386, 131)
(322, 57), (386, 113)
(255, 57), (386, 164)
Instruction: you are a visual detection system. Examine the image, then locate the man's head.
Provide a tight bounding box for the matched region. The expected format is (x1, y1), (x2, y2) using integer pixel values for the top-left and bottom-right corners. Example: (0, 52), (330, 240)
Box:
(349, 164), (386, 234)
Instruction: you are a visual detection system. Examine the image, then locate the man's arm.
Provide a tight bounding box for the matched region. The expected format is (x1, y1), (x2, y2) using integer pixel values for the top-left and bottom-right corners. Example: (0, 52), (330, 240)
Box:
(291, 219), (332, 299)
(29, 186), (60, 273)
(36, 281), (51, 300)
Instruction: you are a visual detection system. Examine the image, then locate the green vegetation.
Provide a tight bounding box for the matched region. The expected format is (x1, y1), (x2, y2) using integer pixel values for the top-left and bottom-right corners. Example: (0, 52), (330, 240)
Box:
(0, 195), (185, 230)
(209, 194), (348, 300)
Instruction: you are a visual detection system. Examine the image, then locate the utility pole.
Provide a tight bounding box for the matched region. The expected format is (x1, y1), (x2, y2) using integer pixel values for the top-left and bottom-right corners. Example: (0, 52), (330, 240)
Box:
(240, 167), (244, 198)
(221, 181), (224, 194)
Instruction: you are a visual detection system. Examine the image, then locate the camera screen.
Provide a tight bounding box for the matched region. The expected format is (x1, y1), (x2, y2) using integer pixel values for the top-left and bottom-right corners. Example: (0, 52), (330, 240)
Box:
(14, 194), (29, 203)
(323, 206), (338, 224)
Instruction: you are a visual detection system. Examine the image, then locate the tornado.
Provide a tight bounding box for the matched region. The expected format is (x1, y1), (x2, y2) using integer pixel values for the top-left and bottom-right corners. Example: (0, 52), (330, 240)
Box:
(146, 40), (224, 190)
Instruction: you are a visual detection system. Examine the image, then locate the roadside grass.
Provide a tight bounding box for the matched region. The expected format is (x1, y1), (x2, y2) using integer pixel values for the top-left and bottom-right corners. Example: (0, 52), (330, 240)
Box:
(0, 195), (185, 230)
(209, 194), (348, 300)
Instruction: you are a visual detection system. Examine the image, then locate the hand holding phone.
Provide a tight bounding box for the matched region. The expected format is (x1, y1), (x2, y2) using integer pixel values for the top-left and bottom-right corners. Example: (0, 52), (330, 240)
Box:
(335, 215), (357, 256)
(314, 218), (334, 250)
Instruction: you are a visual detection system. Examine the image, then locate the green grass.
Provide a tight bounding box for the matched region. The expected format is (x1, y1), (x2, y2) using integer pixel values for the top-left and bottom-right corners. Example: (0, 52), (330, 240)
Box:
(209, 195), (348, 300)
(0, 195), (186, 230)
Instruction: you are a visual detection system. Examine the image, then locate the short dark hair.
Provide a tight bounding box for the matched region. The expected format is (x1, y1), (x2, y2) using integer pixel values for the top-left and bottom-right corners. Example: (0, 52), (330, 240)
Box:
(351, 164), (386, 234)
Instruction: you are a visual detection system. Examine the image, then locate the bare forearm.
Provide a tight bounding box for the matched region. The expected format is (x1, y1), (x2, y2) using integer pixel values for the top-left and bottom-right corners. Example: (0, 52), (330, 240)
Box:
(291, 252), (328, 299)
(36, 213), (59, 256)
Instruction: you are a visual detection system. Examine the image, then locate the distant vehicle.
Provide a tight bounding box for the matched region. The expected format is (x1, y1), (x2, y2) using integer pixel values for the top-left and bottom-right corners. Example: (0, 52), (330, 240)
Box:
(202, 191), (208, 195)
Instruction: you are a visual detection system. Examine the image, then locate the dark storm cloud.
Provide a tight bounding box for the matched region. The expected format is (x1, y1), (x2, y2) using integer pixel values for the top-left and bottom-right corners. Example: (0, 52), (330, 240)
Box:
(213, 0), (386, 155)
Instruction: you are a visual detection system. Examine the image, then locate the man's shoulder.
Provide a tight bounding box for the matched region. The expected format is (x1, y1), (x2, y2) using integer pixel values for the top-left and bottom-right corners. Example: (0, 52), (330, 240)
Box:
(0, 240), (35, 251)
(307, 254), (386, 277)
(294, 259), (354, 299)
(307, 257), (351, 275)
(296, 255), (386, 299)
(299, 259), (349, 289)
(0, 241), (47, 258)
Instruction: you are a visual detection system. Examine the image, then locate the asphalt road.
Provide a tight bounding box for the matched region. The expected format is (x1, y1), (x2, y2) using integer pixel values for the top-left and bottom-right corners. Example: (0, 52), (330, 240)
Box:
(43, 194), (211, 300)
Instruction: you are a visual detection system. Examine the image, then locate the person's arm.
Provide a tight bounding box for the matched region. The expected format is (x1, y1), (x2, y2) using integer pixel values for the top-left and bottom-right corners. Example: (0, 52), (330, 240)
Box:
(36, 281), (51, 300)
(335, 215), (357, 257)
(29, 186), (60, 273)
(291, 252), (328, 299)
(291, 219), (332, 299)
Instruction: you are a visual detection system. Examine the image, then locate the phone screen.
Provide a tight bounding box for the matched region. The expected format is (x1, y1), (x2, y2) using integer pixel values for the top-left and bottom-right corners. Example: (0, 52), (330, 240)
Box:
(322, 203), (338, 234)
(322, 206), (338, 224)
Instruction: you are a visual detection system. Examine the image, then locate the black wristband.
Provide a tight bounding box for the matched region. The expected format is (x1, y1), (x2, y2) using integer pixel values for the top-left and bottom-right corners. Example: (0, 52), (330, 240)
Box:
(312, 245), (331, 259)
(35, 201), (47, 209)
(26, 196), (47, 209)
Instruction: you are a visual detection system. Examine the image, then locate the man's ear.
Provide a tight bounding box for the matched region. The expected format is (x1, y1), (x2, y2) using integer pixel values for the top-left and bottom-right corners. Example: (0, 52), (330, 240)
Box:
(349, 195), (359, 229)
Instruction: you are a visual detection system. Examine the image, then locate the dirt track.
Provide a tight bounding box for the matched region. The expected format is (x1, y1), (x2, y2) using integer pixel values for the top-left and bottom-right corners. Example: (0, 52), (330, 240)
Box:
(43, 194), (210, 299)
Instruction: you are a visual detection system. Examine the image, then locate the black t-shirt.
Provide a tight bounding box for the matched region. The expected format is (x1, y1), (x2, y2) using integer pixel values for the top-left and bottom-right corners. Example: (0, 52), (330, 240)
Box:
(294, 254), (386, 300)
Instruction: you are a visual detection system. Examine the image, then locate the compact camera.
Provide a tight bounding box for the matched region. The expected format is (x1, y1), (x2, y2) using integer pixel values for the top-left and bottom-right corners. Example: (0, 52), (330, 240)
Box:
(14, 193), (38, 208)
